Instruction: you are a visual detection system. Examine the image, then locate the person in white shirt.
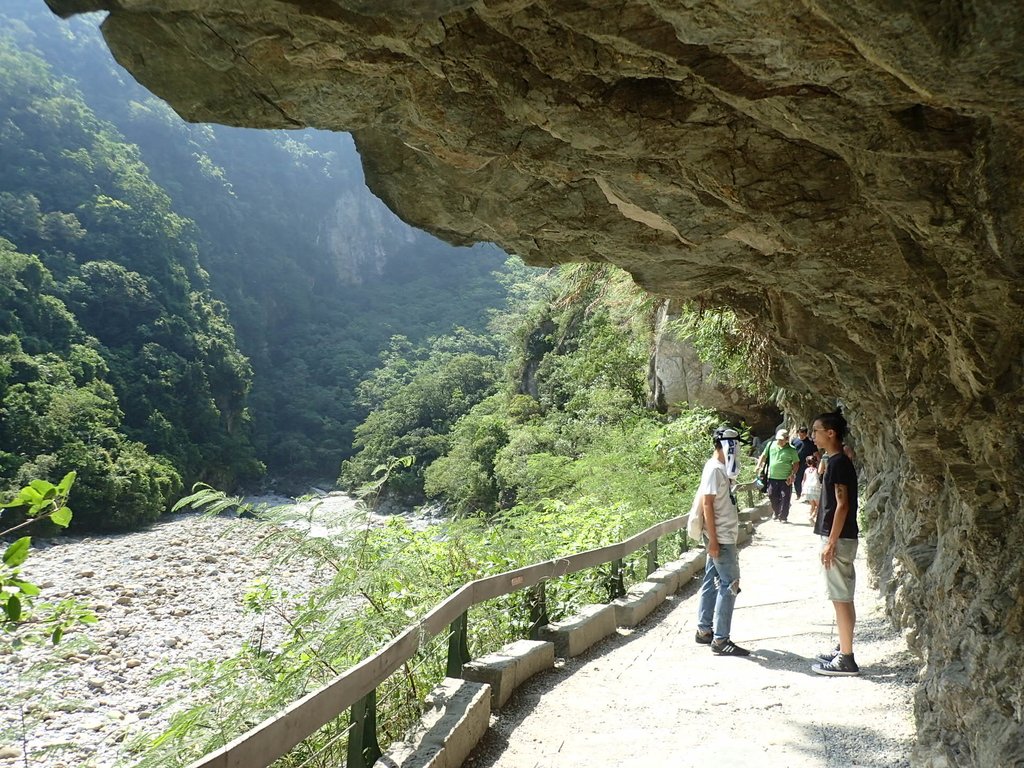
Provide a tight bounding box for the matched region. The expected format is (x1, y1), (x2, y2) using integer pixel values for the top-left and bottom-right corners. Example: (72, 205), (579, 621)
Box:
(694, 427), (750, 656)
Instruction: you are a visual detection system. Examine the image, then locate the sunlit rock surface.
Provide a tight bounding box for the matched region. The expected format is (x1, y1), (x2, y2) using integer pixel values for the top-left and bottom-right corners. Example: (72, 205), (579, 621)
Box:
(650, 301), (781, 435)
(46, 1), (1024, 765)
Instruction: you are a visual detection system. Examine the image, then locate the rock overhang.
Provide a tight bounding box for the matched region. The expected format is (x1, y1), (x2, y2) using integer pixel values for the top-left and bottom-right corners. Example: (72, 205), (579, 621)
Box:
(43, 2), (1024, 765)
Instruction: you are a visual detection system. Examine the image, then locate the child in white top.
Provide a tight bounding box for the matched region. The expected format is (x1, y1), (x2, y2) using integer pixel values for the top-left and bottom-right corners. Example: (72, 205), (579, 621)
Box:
(803, 454), (821, 524)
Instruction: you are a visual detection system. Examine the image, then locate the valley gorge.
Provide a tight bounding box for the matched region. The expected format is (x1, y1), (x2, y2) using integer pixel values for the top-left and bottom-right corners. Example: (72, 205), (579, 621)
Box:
(43, 2), (1024, 765)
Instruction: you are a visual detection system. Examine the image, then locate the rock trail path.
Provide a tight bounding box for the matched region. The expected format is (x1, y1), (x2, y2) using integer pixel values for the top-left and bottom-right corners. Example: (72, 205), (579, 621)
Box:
(468, 498), (918, 768)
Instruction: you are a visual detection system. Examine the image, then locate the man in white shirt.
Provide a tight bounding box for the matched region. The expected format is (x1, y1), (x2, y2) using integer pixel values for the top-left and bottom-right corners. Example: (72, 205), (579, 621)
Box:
(694, 428), (750, 656)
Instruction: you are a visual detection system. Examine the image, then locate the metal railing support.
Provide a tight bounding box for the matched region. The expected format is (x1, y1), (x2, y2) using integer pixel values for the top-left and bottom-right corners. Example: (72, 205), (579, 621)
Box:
(346, 689), (381, 768)
(646, 540), (658, 575)
(610, 559), (626, 599)
(446, 611), (471, 678)
(528, 581), (549, 639)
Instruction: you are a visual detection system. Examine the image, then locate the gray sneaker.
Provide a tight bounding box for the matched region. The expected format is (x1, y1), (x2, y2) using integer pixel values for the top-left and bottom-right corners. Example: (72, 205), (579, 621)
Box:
(695, 629), (713, 645)
(812, 652), (859, 676)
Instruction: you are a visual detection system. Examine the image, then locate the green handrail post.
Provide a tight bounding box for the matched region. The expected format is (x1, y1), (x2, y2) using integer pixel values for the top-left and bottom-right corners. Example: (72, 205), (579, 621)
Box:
(346, 689), (381, 768)
(646, 540), (658, 575)
(446, 611), (471, 678)
(611, 558), (626, 599)
(528, 581), (549, 640)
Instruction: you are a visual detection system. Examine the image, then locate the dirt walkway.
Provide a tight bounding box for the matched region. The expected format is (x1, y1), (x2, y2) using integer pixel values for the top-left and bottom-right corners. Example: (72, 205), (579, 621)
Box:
(467, 498), (918, 768)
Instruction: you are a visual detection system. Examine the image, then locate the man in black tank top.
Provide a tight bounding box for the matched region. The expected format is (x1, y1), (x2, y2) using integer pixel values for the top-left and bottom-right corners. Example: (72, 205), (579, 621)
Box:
(810, 411), (860, 677)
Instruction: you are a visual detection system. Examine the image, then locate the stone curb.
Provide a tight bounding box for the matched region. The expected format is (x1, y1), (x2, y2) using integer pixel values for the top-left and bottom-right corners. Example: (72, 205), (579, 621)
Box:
(646, 562), (683, 594)
(461, 639), (555, 710)
(612, 579), (671, 628)
(743, 502), (773, 523)
(537, 603), (617, 658)
(661, 549), (709, 584)
(373, 678), (490, 768)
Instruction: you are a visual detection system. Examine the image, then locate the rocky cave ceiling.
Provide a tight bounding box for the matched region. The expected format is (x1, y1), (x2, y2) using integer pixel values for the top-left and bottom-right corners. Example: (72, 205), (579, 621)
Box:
(44, 1), (1024, 766)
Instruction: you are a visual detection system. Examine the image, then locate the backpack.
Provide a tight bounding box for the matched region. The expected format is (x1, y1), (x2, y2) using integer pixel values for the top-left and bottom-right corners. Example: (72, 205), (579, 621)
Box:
(686, 490), (704, 540)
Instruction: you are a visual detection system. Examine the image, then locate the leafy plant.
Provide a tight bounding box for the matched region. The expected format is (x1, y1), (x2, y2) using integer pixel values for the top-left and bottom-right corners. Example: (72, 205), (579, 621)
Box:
(0, 471), (96, 644)
(0, 472), (99, 767)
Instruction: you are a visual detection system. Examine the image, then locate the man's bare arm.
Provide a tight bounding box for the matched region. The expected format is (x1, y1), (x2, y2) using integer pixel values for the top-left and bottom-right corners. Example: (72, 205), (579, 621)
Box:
(703, 495), (719, 558)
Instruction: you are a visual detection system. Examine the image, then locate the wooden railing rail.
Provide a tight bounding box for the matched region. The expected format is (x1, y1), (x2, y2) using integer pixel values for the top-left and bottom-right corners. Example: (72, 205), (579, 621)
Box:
(189, 482), (760, 768)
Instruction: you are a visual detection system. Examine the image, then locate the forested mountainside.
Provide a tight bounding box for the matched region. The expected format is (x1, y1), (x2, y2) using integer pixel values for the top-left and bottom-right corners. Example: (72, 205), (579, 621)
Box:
(0, 4), (511, 528)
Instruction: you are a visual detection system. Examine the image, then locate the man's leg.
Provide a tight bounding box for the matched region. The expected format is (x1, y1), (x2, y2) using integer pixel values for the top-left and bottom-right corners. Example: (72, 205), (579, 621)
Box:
(708, 545), (749, 655)
(767, 479), (782, 517)
(711, 544), (740, 641)
(696, 555), (718, 638)
(778, 481), (793, 521)
(834, 600), (856, 654)
(794, 460), (805, 497)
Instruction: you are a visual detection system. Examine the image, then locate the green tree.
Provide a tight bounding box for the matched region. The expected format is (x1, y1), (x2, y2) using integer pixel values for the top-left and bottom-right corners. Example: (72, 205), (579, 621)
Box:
(0, 38), (260, 511)
(0, 239), (181, 529)
(340, 332), (501, 501)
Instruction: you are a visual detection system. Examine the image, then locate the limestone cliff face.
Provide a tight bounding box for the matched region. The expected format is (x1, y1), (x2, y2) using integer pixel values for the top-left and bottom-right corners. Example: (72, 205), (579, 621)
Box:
(650, 301), (781, 435)
(47, 1), (1024, 764)
(321, 190), (415, 285)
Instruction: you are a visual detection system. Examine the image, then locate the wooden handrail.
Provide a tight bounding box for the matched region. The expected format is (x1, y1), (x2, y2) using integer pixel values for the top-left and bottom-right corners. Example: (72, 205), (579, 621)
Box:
(189, 482), (761, 768)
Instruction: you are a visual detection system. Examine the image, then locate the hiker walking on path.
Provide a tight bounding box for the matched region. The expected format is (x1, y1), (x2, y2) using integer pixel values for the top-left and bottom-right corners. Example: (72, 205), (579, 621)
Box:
(694, 427), (750, 656)
(755, 428), (800, 522)
(811, 410), (861, 676)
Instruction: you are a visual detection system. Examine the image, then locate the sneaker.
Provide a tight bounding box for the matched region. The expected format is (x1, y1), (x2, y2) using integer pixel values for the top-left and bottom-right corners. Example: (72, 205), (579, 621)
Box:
(695, 629), (713, 645)
(711, 639), (751, 656)
(816, 644), (840, 663)
(812, 652), (859, 676)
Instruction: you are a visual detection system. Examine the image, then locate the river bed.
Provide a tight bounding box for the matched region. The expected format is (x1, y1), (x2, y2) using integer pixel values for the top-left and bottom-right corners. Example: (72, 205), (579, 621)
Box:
(0, 492), (426, 768)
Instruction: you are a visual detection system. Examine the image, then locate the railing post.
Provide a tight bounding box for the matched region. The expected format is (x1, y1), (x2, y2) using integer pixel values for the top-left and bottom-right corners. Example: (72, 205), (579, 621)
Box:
(611, 559), (626, 599)
(528, 581), (549, 639)
(346, 689), (381, 768)
(646, 539), (658, 575)
(446, 611), (471, 678)
(678, 530), (688, 554)
(745, 486), (754, 508)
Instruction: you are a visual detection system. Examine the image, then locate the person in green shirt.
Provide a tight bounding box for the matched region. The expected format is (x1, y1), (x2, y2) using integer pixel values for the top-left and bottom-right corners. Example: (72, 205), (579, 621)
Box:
(755, 429), (800, 521)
